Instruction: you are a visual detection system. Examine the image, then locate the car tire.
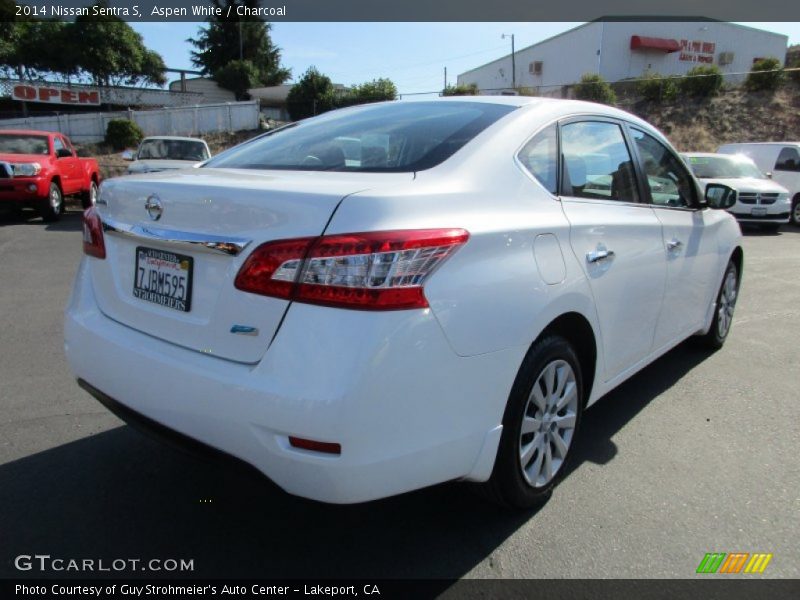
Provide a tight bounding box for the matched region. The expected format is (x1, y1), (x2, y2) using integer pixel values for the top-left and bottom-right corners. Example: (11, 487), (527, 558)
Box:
(81, 180), (98, 210)
(481, 335), (584, 509)
(696, 260), (739, 350)
(39, 182), (63, 222)
(792, 196), (800, 227)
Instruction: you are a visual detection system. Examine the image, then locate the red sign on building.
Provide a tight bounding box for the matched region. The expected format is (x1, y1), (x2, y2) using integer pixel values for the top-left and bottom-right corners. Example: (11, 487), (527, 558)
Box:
(12, 84), (101, 105)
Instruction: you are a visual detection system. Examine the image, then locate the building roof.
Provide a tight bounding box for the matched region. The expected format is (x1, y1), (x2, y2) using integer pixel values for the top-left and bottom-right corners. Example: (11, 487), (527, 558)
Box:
(458, 20), (788, 78)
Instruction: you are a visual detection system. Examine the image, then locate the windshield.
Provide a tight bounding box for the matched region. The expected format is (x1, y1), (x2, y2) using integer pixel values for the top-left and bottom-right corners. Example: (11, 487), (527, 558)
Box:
(137, 139), (209, 161)
(0, 134), (49, 155)
(685, 155), (765, 179)
(204, 101), (516, 172)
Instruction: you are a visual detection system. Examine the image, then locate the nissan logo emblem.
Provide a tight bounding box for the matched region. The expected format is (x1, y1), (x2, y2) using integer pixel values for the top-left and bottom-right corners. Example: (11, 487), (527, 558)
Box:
(145, 194), (163, 221)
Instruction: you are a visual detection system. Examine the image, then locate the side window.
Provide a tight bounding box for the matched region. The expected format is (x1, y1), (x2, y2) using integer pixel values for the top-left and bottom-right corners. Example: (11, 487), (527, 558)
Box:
(559, 121), (639, 203)
(630, 129), (697, 208)
(775, 147), (800, 172)
(53, 137), (65, 155)
(518, 124), (557, 194)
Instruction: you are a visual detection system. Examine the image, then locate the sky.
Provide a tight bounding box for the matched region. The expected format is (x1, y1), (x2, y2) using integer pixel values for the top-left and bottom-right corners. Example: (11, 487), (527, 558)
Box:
(132, 22), (800, 96)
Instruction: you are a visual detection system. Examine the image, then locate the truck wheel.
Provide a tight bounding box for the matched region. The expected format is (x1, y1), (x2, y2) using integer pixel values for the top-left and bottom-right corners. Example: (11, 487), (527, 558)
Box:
(81, 180), (98, 209)
(40, 182), (63, 222)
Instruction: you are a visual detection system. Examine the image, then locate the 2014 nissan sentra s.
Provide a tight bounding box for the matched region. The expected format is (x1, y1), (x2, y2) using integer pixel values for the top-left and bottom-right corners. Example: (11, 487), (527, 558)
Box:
(65, 97), (742, 508)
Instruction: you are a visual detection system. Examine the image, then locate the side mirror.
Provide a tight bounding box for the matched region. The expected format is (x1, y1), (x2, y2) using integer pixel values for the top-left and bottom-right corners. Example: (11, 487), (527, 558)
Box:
(121, 150), (135, 161)
(56, 148), (73, 159)
(705, 183), (737, 209)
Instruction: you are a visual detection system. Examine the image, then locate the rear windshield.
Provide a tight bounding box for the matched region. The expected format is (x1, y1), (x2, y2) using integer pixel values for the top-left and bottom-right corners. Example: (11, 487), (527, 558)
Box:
(205, 101), (515, 173)
(0, 134), (49, 155)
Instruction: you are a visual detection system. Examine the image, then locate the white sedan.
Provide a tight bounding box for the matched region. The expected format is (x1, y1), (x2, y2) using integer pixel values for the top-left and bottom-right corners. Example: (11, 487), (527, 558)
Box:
(66, 97), (742, 508)
(124, 136), (211, 174)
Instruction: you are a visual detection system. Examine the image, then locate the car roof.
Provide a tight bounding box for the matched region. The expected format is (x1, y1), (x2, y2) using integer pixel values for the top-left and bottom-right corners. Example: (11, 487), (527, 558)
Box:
(683, 152), (741, 158)
(141, 136), (207, 143)
(720, 142), (800, 147)
(0, 129), (56, 136)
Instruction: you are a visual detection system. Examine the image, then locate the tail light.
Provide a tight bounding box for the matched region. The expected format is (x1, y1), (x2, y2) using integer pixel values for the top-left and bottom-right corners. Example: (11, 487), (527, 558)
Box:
(235, 229), (469, 310)
(82, 206), (106, 259)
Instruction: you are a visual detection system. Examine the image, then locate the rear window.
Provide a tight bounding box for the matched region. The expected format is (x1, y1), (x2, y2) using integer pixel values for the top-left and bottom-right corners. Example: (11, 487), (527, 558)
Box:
(0, 134), (49, 155)
(205, 102), (516, 173)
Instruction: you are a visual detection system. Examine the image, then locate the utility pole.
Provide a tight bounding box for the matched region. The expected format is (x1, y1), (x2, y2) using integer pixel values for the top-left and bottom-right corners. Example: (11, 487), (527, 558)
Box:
(239, 20), (243, 60)
(444, 66), (447, 91)
(502, 33), (516, 92)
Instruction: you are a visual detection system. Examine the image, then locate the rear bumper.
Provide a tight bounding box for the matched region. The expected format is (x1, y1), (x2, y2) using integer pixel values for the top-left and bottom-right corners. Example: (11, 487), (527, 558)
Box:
(64, 258), (516, 503)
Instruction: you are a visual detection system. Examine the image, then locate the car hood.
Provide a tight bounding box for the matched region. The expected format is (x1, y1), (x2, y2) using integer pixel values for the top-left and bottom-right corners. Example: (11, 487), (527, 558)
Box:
(127, 159), (200, 173)
(698, 177), (789, 194)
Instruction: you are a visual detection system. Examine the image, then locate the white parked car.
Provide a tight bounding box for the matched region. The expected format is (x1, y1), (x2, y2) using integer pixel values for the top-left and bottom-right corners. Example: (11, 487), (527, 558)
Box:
(683, 152), (791, 231)
(124, 136), (211, 174)
(66, 98), (742, 508)
(717, 142), (800, 226)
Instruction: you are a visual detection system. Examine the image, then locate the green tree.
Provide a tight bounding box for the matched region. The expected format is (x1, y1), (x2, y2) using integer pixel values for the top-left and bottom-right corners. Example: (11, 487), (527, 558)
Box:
(336, 78), (398, 108)
(189, 0), (290, 87)
(679, 65), (723, 97)
(745, 57), (784, 91)
(574, 73), (616, 105)
(213, 59), (260, 100)
(636, 72), (679, 102)
(0, 1), (165, 87)
(442, 83), (479, 96)
(286, 66), (335, 120)
(72, 4), (166, 86)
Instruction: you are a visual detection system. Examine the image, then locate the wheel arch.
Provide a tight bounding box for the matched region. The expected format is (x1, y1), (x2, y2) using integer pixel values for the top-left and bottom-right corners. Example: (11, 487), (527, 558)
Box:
(729, 245), (744, 280)
(533, 311), (598, 406)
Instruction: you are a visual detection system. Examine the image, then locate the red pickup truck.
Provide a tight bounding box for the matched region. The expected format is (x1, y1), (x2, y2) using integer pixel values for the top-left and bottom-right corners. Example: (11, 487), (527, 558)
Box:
(0, 129), (101, 221)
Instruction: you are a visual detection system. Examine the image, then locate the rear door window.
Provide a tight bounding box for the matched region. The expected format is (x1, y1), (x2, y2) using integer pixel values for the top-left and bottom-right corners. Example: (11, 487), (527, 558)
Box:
(559, 121), (640, 203)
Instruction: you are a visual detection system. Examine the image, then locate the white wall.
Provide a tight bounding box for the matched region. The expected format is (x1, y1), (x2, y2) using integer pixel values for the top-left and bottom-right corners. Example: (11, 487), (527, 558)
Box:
(0, 101), (260, 143)
(599, 22), (788, 81)
(457, 22), (788, 91)
(168, 78), (236, 104)
(458, 23), (603, 94)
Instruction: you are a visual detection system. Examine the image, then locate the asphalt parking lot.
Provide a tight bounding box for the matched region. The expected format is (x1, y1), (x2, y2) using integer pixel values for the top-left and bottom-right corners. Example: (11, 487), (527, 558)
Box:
(0, 207), (798, 580)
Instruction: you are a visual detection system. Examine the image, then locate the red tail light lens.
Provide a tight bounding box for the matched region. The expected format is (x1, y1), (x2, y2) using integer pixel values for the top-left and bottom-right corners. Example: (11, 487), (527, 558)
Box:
(82, 206), (106, 259)
(288, 436), (341, 455)
(235, 229), (469, 310)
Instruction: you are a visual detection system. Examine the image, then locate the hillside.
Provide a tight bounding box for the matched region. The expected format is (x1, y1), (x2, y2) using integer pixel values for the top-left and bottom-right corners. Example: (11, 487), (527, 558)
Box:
(627, 83), (800, 152)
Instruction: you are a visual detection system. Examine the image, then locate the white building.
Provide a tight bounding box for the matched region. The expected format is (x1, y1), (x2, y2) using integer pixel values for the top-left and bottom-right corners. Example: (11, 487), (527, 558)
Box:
(457, 21), (788, 95)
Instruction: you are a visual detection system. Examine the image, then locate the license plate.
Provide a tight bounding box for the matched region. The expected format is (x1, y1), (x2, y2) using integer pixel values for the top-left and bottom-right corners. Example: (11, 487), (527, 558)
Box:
(133, 247), (193, 312)
(751, 207), (767, 216)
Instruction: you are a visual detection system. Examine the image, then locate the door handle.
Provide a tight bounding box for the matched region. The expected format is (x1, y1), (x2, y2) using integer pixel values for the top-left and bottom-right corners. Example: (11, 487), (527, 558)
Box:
(666, 238), (683, 251)
(586, 249), (615, 264)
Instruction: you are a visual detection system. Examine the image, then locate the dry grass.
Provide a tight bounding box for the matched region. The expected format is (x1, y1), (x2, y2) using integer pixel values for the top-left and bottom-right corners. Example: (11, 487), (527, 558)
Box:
(630, 83), (800, 152)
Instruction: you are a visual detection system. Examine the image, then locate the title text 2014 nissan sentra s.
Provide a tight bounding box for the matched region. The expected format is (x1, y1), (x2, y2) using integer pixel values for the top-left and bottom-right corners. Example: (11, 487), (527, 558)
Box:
(65, 97), (742, 508)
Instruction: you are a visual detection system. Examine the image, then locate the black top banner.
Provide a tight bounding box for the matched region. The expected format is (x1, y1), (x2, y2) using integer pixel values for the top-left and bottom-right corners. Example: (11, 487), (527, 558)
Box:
(6, 0), (800, 22)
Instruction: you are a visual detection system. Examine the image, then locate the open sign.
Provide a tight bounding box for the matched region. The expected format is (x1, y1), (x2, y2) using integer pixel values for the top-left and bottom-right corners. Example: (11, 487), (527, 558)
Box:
(12, 84), (101, 105)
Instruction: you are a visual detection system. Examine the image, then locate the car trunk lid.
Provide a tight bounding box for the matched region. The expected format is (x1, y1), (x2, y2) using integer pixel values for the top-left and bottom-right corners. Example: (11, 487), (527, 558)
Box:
(89, 167), (413, 363)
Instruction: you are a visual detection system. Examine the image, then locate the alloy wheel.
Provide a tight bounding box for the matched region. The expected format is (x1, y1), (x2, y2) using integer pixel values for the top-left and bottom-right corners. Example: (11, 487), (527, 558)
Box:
(519, 359), (579, 488)
(717, 268), (737, 338)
